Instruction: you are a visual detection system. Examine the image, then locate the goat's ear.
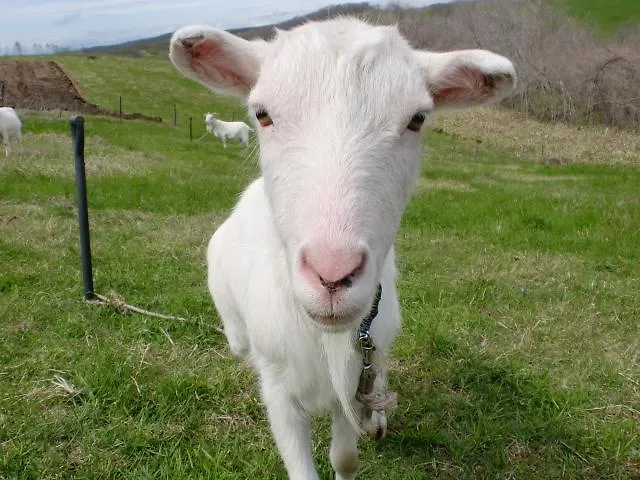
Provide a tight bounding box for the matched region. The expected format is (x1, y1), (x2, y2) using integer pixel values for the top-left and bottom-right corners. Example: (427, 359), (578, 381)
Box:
(416, 50), (516, 108)
(170, 25), (264, 97)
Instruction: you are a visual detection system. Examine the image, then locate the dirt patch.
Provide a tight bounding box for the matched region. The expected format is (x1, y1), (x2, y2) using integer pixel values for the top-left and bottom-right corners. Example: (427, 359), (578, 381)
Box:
(0, 59), (160, 122)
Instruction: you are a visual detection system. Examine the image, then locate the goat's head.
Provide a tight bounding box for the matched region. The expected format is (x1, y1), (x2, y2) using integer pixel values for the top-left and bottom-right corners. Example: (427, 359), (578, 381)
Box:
(171, 18), (515, 330)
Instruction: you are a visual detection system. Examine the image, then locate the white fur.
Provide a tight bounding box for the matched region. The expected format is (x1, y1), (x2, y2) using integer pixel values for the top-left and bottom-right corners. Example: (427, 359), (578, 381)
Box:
(0, 107), (23, 157)
(170, 17), (515, 480)
(204, 112), (252, 148)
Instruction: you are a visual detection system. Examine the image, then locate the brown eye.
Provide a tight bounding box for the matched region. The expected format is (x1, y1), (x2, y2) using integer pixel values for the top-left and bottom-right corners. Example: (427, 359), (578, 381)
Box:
(407, 112), (426, 132)
(256, 109), (273, 127)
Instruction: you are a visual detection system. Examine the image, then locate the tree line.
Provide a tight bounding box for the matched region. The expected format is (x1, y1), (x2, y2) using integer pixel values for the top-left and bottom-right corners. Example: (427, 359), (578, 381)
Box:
(1, 42), (68, 56)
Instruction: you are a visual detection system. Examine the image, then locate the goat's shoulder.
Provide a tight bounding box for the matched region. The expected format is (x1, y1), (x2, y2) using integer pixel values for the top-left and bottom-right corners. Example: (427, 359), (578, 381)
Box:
(212, 177), (272, 241)
(208, 178), (300, 360)
(208, 177), (283, 286)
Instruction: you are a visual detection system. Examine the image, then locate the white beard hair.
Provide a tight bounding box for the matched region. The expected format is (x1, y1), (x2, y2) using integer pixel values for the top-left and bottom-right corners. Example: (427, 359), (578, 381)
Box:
(320, 328), (363, 433)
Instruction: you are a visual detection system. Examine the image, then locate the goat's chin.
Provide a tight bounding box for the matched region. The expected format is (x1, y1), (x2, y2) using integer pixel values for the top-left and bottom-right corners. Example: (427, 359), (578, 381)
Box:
(306, 310), (364, 332)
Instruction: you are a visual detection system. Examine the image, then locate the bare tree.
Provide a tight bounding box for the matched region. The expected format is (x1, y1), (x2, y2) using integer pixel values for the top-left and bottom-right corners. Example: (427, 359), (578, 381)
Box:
(367, 0), (640, 129)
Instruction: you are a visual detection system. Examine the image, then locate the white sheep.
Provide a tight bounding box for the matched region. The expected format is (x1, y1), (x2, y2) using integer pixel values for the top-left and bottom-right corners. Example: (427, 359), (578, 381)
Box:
(203, 111), (252, 148)
(170, 17), (515, 480)
(0, 107), (23, 157)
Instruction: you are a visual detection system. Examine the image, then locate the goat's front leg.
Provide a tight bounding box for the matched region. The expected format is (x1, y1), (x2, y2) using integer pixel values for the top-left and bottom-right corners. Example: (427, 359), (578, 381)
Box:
(330, 405), (360, 480)
(261, 373), (319, 480)
(360, 351), (394, 439)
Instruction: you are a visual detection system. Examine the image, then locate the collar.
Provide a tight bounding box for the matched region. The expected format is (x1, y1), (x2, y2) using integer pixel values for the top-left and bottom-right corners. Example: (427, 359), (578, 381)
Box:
(357, 284), (382, 396)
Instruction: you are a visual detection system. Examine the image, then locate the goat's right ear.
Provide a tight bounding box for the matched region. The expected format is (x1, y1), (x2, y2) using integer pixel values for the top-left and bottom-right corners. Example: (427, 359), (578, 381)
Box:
(416, 50), (516, 109)
(170, 25), (264, 97)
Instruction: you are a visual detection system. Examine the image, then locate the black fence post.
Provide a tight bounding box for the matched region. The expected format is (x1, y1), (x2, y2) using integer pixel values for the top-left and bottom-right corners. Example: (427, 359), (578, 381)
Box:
(70, 116), (95, 301)
(0, 81), (4, 106)
(189, 117), (193, 142)
(173, 104), (177, 127)
(119, 95), (122, 122)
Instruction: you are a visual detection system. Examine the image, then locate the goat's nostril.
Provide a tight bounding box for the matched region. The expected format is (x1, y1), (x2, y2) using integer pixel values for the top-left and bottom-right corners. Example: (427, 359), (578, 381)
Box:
(300, 246), (367, 292)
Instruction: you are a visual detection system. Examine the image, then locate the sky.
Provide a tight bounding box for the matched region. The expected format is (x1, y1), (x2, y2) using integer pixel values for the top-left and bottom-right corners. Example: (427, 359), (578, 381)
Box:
(1, 0), (451, 52)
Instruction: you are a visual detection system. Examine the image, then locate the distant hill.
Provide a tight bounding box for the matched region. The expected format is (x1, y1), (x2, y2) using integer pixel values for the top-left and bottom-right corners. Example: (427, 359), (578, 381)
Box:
(81, 2), (382, 57)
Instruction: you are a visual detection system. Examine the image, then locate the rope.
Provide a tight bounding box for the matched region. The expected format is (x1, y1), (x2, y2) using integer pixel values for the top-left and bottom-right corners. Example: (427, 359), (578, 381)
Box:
(356, 390), (398, 413)
(88, 291), (186, 321)
(354, 284), (399, 437)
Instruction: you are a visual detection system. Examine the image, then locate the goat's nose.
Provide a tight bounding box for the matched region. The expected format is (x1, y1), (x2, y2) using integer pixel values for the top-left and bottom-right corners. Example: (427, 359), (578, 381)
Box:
(300, 245), (367, 293)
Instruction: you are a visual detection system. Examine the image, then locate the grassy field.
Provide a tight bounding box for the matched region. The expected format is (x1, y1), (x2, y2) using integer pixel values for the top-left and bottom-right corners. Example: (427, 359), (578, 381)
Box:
(564, 0), (640, 31)
(1, 54), (639, 479)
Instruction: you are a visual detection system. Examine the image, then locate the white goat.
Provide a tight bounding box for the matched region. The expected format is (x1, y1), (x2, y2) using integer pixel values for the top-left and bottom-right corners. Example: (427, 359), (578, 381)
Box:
(170, 18), (515, 480)
(204, 111), (252, 148)
(0, 107), (23, 157)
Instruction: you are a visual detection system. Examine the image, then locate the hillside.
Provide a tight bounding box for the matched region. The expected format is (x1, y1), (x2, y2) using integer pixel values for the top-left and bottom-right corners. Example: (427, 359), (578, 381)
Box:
(5, 0), (640, 129)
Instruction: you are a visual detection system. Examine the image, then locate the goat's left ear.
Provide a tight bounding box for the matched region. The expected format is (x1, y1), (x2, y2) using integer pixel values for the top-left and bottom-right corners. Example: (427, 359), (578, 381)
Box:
(416, 50), (516, 108)
(170, 25), (265, 97)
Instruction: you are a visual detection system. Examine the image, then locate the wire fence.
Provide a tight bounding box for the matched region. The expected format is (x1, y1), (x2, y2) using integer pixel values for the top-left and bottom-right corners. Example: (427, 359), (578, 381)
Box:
(0, 80), (248, 142)
(111, 95), (246, 142)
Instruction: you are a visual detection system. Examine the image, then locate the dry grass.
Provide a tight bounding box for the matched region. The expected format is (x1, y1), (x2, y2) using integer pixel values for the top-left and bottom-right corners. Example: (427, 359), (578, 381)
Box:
(416, 178), (475, 192)
(0, 200), (76, 254)
(0, 201), (222, 259)
(377, 0), (640, 129)
(0, 132), (161, 178)
(434, 107), (640, 166)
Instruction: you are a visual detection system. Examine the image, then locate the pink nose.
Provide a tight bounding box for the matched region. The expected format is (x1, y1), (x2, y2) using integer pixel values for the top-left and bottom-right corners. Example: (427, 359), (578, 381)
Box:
(300, 245), (367, 292)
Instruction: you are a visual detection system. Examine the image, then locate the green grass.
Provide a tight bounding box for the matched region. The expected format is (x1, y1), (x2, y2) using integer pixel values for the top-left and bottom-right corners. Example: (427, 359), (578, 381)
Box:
(564, 0), (640, 31)
(56, 54), (245, 129)
(1, 56), (639, 478)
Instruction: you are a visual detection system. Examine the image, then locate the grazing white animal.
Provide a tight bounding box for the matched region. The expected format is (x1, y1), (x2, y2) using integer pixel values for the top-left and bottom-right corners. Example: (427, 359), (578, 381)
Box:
(170, 17), (515, 480)
(0, 107), (23, 157)
(204, 111), (252, 147)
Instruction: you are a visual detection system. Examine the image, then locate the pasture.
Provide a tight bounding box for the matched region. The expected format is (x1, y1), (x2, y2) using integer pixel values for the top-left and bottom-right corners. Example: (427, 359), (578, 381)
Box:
(1, 54), (639, 479)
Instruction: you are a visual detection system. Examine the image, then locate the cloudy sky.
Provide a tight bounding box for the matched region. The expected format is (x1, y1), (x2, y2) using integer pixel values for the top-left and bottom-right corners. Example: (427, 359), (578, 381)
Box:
(1, 0), (450, 51)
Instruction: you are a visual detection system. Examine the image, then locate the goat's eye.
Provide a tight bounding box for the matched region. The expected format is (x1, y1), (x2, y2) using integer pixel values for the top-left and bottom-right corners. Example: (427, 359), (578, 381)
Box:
(407, 112), (426, 132)
(255, 109), (273, 127)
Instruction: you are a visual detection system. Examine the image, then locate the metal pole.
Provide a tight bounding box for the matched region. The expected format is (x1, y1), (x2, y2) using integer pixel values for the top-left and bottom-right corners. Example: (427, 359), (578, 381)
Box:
(189, 116), (193, 142)
(0, 81), (4, 106)
(119, 95), (122, 122)
(70, 116), (95, 301)
(173, 104), (177, 127)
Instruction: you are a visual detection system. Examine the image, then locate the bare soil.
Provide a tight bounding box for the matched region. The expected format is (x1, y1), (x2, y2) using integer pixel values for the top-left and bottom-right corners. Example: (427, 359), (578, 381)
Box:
(0, 59), (160, 121)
